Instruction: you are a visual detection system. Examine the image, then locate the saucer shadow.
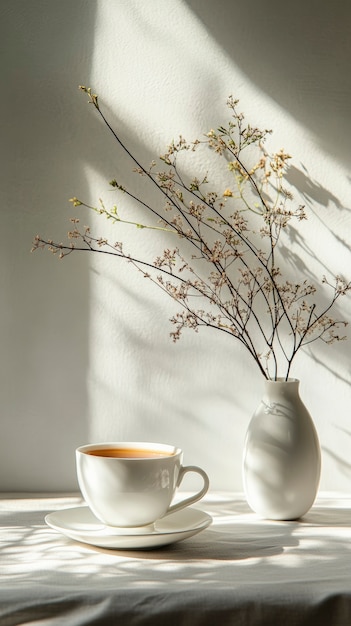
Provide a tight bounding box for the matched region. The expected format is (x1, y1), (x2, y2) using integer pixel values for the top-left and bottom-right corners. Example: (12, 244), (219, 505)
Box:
(79, 520), (299, 561)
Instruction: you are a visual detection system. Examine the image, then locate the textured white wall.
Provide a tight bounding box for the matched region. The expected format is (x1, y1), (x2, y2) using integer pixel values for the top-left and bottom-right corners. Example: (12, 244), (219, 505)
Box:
(1, 0), (350, 492)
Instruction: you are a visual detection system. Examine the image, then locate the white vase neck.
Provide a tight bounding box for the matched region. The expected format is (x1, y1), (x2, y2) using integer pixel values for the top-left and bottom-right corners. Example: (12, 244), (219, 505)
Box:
(263, 378), (300, 399)
(265, 378), (300, 388)
(266, 378), (299, 384)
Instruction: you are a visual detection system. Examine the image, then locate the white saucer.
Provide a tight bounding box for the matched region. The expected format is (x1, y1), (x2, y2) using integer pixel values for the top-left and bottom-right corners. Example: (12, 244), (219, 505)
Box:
(45, 506), (212, 550)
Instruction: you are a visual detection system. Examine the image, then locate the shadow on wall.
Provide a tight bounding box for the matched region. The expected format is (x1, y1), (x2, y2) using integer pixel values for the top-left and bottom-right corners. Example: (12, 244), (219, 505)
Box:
(185, 0), (351, 166)
(0, 0), (97, 490)
(4, 0), (349, 490)
(185, 0), (351, 384)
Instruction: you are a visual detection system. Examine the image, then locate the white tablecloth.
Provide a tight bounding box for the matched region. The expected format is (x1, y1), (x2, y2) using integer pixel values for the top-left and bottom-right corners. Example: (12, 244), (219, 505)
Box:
(1, 492), (351, 625)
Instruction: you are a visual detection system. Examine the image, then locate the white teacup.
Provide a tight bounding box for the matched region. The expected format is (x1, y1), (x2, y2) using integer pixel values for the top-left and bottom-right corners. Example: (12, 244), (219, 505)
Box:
(76, 442), (210, 528)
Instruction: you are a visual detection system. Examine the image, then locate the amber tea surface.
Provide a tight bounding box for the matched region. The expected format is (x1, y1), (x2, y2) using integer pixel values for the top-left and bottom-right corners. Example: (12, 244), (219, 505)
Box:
(86, 447), (175, 459)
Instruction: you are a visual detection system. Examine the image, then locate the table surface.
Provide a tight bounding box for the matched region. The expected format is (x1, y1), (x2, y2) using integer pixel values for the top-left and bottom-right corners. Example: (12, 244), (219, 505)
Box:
(1, 491), (351, 625)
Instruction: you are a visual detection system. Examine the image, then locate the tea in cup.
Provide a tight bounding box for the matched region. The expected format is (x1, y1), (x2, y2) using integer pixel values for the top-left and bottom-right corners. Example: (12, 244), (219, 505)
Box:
(76, 442), (210, 528)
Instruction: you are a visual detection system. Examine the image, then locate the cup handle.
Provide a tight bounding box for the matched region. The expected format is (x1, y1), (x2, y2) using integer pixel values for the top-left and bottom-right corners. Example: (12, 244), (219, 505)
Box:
(166, 465), (210, 515)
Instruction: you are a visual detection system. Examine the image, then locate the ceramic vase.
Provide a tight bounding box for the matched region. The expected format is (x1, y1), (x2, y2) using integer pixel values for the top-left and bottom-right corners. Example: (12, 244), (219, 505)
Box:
(242, 378), (321, 520)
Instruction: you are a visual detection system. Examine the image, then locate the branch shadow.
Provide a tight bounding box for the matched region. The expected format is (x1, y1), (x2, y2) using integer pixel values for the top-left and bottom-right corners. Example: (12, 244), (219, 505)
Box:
(185, 0), (351, 165)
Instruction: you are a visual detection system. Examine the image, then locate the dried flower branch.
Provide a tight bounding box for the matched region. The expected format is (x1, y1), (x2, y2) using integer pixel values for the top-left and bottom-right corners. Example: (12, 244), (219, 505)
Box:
(32, 86), (351, 380)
